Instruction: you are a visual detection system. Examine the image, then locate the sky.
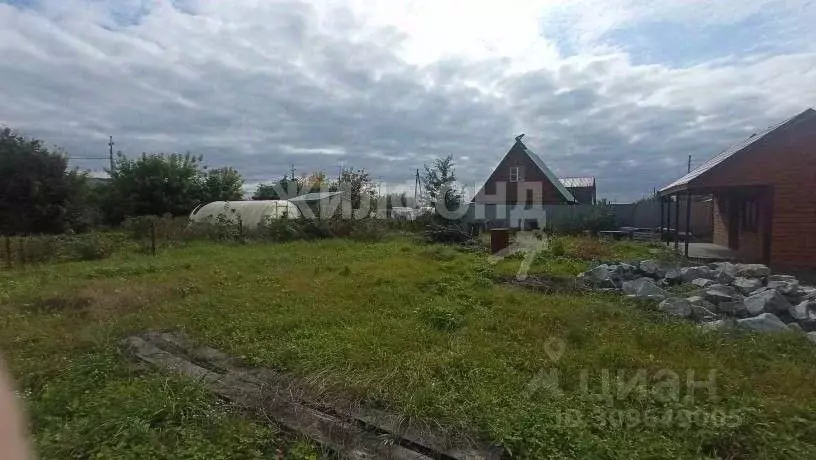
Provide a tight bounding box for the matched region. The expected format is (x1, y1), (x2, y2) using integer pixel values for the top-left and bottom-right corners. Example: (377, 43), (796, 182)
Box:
(1, 0), (815, 202)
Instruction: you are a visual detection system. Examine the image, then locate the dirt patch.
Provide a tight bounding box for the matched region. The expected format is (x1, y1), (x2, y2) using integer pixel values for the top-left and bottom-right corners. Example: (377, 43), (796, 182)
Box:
(23, 282), (175, 318)
(26, 295), (94, 313)
(498, 274), (588, 294)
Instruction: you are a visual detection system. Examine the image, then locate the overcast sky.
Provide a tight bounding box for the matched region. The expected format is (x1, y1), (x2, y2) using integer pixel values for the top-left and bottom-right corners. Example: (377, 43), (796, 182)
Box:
(1, 0), (815, 201)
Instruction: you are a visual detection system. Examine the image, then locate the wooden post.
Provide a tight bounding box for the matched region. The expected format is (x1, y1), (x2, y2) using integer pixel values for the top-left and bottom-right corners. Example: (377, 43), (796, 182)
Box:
(685, 191), (692, 257)
(666, 196), (672, 246)
(150, 221), (157, 257)
(17, 237), (25, 266)
(4, 236), (10, 269)
(674, 194), (680, 251)
(659, 197), (665, 242)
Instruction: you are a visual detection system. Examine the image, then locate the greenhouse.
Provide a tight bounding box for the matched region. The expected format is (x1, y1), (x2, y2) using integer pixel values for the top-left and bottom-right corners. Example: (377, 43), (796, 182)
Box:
(189, 200), (300, 229)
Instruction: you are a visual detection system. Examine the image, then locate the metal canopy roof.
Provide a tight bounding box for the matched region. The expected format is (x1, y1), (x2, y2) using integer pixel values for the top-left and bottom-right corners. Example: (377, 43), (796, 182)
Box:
(288, 191), (344, 202)
(559, 177), (595, 188)
(659, 108), (816, 195)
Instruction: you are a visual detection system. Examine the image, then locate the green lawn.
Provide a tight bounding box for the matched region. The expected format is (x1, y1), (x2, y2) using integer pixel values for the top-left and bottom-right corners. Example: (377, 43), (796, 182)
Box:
(1, 236), (815, 458)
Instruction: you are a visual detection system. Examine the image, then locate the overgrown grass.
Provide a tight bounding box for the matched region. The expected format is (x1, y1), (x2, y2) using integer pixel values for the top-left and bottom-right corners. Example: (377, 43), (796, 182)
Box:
(1, 236), (815, 458)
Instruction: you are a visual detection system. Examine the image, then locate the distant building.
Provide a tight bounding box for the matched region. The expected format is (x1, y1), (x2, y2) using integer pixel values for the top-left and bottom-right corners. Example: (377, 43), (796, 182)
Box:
(559, 177), (596, 205)
(470, 136), (594, 229)
(473, 136), (576, 206)
(659, 108), (816, 268)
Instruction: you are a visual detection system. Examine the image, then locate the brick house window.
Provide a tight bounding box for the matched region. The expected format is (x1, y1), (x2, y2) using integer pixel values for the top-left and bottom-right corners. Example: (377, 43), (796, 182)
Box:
(742, 199), (758, 231)
(509, 166), (523, 182)
(525, 189), (534, 206)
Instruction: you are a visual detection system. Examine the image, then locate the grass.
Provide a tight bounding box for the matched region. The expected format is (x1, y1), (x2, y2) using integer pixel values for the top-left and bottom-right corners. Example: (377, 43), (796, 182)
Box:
(1, 235), (815, 458)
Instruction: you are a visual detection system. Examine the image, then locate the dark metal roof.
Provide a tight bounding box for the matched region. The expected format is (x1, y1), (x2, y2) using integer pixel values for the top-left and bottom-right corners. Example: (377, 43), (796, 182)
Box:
(522, 144), (577, 202)
(559, 177), (595, 188)
(659, 108), (816, 195)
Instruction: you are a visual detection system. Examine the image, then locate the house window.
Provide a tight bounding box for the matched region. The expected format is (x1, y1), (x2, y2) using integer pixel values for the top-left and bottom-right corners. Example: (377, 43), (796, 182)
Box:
(741, 199), (758, 231)
(509, 166), (522, 182)
(525, 189), (534, 206)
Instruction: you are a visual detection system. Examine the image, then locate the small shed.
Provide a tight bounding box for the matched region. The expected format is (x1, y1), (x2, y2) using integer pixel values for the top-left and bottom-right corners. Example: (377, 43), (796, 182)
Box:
(189, 200), (300, 229)
(659, 108), (816, 268)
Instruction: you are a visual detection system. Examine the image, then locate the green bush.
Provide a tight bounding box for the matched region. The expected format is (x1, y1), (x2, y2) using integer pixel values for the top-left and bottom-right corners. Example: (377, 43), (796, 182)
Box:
(70, 235), (109, 261)
(548, 236), (566, 256)
(424, 222), (472, 244)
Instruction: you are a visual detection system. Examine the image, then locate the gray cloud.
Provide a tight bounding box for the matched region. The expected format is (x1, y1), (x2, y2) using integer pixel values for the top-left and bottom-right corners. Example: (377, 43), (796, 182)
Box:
(1, 0), (815, 202)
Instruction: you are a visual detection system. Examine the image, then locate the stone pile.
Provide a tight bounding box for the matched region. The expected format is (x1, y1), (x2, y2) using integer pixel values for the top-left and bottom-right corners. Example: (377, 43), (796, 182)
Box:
(578, 261), (816, 343)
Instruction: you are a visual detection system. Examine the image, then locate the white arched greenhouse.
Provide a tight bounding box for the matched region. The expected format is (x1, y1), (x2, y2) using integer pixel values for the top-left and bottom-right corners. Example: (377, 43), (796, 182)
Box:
(189, 200), (301, 229)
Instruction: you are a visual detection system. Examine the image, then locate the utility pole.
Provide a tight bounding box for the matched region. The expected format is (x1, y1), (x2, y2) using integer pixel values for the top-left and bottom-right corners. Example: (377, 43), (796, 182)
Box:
(290, 164), (296, 181)
(337, 161), (345, 183)
(108, 136), (115, 173)
(687, 155), (692, 173)
(414, 168), (420, 208)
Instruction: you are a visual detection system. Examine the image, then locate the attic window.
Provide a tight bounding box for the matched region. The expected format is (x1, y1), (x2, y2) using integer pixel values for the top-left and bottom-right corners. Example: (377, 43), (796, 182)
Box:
(509, 166), (522, 182)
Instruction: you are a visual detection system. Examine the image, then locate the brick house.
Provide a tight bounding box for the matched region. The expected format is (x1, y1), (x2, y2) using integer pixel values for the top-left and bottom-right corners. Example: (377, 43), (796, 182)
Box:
(659, 108), (816, 268)
(471, 135), (577, 228)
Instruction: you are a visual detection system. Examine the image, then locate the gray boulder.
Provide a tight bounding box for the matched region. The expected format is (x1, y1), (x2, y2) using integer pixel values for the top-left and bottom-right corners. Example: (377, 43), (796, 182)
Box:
(622, 278), (668, 299)
(744, 289), (791, 314)
(716, 301), (746, 316)
(748, 287), (771, 296)
(734, 263), (771, 278)
(789, 300), (816, 321)
(691, 278), (715, 288)
(681, 266), (712, 282)
(769, 274), (797, 283)
(733, 277), (763, 295)
(658, 298), (692, 317)
(664, 268), (683, 284)
(579, 264), (616, 288)
(699, 318), (737, 332)
(768, 279), (800, 296)
(638, 260), (665, 278)
(787, 322), (803, 332)
(801, 286), (816, 300)
(807, 331), (816, 344)
(737, 313), (788, 332)
(690, 304), (719, 322)
(711, 262), (737, 284)
(703, 284), (742, 305)
(617, 263), (638, 281)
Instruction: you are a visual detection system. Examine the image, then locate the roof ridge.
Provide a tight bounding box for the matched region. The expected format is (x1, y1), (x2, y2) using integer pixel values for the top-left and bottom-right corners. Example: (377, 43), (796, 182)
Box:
(659, 108), (815, 194)
(521, 143), (577, 203)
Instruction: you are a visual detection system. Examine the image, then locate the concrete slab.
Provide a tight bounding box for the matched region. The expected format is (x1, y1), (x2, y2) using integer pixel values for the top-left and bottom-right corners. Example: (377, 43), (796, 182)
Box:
(676, 243), (738, 261)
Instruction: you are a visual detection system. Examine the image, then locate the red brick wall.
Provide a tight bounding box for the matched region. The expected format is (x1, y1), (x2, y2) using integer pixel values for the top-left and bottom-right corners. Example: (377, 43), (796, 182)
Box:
(695, 118), (816, 268)
(474, 142), (568, 204)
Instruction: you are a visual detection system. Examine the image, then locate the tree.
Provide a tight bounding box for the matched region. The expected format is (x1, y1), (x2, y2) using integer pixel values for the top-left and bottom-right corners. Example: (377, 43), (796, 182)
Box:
(304, 171), (328, 192)
(339, 168), (375, 210)
(253, 176), (301, 200)
(201, 167), (244, 203)
(421, 154), (462, 212)
(0, 128), (88, 234)
(103, 152), (243, 223)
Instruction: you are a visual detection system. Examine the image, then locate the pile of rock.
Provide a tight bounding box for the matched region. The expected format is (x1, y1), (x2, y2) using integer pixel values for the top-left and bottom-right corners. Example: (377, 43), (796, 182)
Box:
(578, 261), (816, 342)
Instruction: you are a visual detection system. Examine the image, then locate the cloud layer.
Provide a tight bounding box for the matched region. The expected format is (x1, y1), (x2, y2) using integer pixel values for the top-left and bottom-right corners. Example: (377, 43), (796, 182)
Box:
(1, 0), (815, 201)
